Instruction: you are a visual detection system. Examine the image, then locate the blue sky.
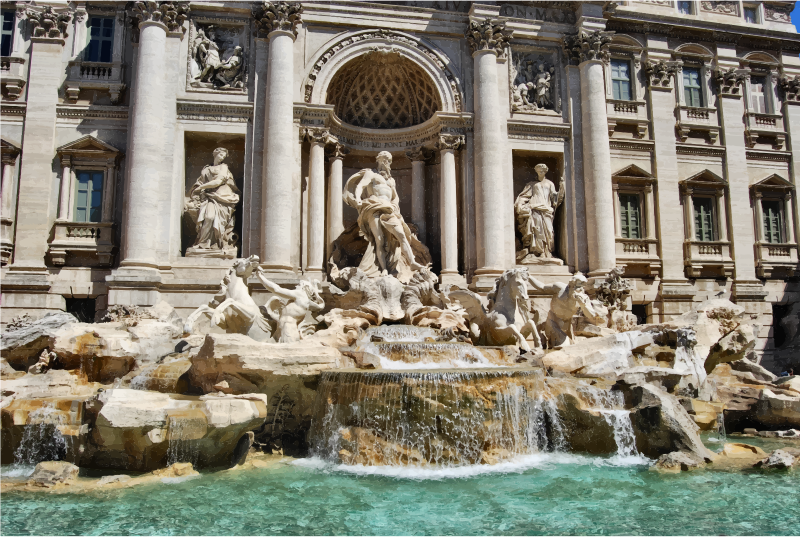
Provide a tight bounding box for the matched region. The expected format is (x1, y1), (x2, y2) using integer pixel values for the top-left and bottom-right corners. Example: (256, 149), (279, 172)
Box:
(792, 2), (800, 31)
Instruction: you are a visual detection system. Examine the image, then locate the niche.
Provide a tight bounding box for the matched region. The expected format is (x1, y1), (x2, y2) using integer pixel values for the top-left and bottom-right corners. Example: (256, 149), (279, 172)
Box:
(182, 133), (245, 257)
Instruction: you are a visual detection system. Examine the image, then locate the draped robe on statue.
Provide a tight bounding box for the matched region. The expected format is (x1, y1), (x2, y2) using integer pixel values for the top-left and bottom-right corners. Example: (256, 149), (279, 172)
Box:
(514, 177), (563, 258)
(188, 163), (240, 250)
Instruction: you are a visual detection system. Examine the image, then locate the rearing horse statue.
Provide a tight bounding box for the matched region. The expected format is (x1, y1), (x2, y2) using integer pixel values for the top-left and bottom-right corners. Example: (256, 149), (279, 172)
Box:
(450, 268), (542, 351)
(183, 255), (273, 341)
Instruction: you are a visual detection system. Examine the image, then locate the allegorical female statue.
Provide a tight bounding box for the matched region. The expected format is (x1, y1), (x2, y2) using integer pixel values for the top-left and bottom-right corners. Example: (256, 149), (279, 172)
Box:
(185, 147), (240, 257)
(343, 151), (426, 282)
(514, 163), (564, 263)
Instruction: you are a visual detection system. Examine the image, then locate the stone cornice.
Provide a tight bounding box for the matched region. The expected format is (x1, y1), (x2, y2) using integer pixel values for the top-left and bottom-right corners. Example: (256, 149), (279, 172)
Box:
(746, 149), (792, 162)
(675, 144), (726, 157)
(609, 139), (655, 152)
(56, 105), (129, 121)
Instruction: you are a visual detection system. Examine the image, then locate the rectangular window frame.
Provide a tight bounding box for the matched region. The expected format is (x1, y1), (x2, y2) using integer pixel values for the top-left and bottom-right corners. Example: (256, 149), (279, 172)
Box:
(692, 196), (717, 242)
(682, 66), (704, 108)
(73, 169), (105, 223)
(743, 4), (759, 24)
(610, 58), (633, 101)
(618, 191), (643, 239)
(1, 10), (14, 57)
(761, 198), (786, 244)
(677, 1), (693, 15)
(85, 16), (115, 63)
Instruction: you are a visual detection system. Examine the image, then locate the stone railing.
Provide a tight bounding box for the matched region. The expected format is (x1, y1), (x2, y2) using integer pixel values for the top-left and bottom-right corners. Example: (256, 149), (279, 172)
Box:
(65, 60), (125, 103)
(756, 242), (797, 278)
(606, 99), (648, 139)
(0, 56), (27, 101)
(676, 106), (720, 144)
(48, 221), (115, 266)
(615, 238), (660, 276)
(684, 240), (734, 278)
(744, 111), (786, 150)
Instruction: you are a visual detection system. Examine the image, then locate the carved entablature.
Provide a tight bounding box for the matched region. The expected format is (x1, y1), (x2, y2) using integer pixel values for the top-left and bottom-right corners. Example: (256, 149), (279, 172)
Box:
(497, 3), (576, 24)
(700, 1), (739, 16)
(764, 2), (794, 22)
(465, 18), (513, 56)
(186, 17), (248, 94)
(562, 31), (614, 66)
(26, 6), (71, 42)
(129, 1), (189, 38)
(509, 48), (561, 115)
(252, 1), (303, 38)
(435, 134), (464, 151)
(644, 60), (679, 89)
(715, 67), (749, 97)
(780, 75), (800, 102)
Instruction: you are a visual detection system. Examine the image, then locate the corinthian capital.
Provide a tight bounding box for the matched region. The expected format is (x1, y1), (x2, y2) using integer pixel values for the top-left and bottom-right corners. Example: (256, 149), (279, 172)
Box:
(562, 31), (614, 65)
(304, 127), (332, 145)
(327, 142), (349, 161)
(26, 6), (72, 41)
(253, 2), (303, 38)
(436, 134), (465, 152)
(465, 18), (513, 56)
(644, 60), (679, 89)
(715, 67), (748, 96)
(129, 1), (190, 35)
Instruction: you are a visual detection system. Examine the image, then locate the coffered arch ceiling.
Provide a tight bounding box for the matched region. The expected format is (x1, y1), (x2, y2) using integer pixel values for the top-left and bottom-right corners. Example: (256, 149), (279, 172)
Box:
(326, 51), (442, 130)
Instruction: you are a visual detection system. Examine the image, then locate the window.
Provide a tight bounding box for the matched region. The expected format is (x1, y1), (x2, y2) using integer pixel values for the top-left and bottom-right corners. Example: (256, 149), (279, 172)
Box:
(86, 17), (114, 63)
(678, 1), (693, 15)
(611, 59), (632, 101)
(744, 6), (758, 23)
(1, 10), (14, 57)
(762, 200), (785, 243)
(750, 75), (768, 113)
(683, 68), (704, 107)
(74, 171), (104, 223)
(693, 197), (716, 241)
(619, 193), (642, 239)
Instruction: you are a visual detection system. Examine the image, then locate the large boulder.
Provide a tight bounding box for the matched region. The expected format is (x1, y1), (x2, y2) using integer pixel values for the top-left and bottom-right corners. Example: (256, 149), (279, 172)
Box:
(542, 331), (653, 375)
(1, 370), (100, 399)
(84, 388), (267, 472)
(652, 450), (706, 473)
(753, 389), (800, 429)
(729, 358), (778, 383)
(620, 383), (716, 461)
(755, 449), (797, 469)
(1, 312), (78, 370)
(27, 461), (79, 487)
(705, 324), (757, 373)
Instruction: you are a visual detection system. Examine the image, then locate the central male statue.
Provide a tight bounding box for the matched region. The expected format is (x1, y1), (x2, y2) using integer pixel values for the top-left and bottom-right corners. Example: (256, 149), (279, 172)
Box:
(343, 151), (425, 281)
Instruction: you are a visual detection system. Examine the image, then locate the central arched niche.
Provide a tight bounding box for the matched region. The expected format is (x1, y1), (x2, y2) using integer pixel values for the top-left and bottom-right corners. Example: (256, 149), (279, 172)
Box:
(326, 51), (442, 129)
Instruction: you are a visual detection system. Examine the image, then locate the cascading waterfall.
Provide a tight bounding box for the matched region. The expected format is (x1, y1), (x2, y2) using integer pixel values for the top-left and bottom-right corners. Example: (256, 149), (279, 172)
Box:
(12, 402), (70, 467)
(166, 416), (200, 467)
(309, 369), (568, 467)
(716, 411), (727, 445)
(578, 386), (639, 458)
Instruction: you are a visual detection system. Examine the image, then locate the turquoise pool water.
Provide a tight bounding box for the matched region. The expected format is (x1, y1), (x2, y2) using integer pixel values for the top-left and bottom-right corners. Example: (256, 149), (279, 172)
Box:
(2, 452), (799, 536)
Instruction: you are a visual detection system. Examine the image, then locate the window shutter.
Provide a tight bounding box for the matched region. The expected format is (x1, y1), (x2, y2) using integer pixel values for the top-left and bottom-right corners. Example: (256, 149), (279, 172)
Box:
(74, 171), (104, 223)
(694, 198), (714, 242)
(762, 200), (784, 244)
(620, 194), (641, 239)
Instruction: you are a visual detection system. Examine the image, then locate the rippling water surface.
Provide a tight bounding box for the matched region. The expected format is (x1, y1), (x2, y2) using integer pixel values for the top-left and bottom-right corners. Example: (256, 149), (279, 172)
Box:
(3, 453), (799, 536)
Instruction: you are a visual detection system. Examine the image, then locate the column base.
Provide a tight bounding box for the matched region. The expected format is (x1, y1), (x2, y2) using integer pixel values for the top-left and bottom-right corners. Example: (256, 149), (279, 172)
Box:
(2, 265), (51, 291)
(658, 280), (696, 322)
(106, 266), (163, 307)
(470, 268), (504, 292)
(439, 271), (466, 287)
(304, 268), (326, 282)
(731, 281), (768, 302)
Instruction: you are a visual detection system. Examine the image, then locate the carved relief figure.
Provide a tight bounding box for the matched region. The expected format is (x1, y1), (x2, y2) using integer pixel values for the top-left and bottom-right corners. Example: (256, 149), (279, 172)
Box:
(257, 269), (325, 343)
(510, 54), (557, 113)
(343, 151), (426, 281)
(185, 147), (240, 257)
(190, 24), (246, 90)
(215, 46), (244, 88)
(194, 27), (221, 83)
(515, 163), (564, 263)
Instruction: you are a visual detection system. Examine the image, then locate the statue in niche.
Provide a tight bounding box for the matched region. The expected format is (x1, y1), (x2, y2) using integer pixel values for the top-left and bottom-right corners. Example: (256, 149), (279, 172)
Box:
(510, 54), (557, 113)
(515, 163), (564, 265)
(342, 151), (428, 283)
(185, 147), (240, 258)
(258, 270), (325, 343)
(191, 25), (245, 90)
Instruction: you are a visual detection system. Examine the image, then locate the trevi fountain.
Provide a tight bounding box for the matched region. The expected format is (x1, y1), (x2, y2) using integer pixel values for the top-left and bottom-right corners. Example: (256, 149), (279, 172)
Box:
(2, 1), (800, 536)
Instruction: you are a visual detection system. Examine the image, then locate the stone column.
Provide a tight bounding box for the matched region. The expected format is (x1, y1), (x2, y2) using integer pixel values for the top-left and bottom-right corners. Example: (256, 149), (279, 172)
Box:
(405, 148), (428, 245)
(753, 192), (764, 242)
(437, 134), (464, 284)
(57, 158), (72, 221)
(612, 185), (621, 238)
(465, 18), (512, 287)
(717, 191), (728, 242)
(254, 2), (303, 275)
(0, 144), (20, 265)
(785, 193), (796, 244)
(8, 7), (72, 278)
(120, 2), (188, 269)
(563, 31), (616, 277)
(644, 186), (656, 240)
(304, 127), (329, 280)
(0, 156), (16, 218)
(102, 162), (116, 223)
(327, 142), (348, 261)
(717, 71), (759, 284)
(683, 189), (696, 240)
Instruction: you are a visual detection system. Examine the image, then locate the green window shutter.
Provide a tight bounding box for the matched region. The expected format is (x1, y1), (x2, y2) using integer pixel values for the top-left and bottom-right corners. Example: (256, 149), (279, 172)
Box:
(693, 197), (715, 242)
(619, 194), (641, 239)
(74, 171), (104, 223)
(762, 200), (784, 244)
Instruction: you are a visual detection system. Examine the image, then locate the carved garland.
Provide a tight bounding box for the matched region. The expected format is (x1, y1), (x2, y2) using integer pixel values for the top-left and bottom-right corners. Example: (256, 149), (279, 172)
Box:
(303, 29), (464, 113)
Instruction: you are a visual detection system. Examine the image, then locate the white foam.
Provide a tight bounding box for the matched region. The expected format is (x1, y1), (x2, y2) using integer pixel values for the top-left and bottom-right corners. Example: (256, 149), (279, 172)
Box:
(160, 474), (201, 484)
(377, 356), (503, 370)
(292, 452), (651, 480)
(0, 464), (36, 478)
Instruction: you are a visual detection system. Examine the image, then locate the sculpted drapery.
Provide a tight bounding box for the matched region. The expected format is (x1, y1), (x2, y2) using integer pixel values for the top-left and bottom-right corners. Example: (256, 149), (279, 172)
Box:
(514, 163), (564, 260)
(186, 147), (240, 252)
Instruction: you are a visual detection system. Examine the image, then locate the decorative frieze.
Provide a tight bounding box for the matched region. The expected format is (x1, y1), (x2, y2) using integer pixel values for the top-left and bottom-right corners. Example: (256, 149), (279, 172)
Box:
(129, 1), (190, 35)
(176, 101), (253, 123)
(497, 3), (576, 24)
(764, 2), (794, 23)
(510, 51), (560, 114)
(252, 1), (303, 38)
(506, 121), (571, 142)
(187, 20), (248, 93)
(562, 31), (613, 65)
(644, 60), (678, 89)
(435, 134), (464, 151)
(715, 67), (748, 96)
(464, 18), (513, 56)
(26, 6), (72, 41)
(56, 105), (129, 121)
(700, 1), (739, 16)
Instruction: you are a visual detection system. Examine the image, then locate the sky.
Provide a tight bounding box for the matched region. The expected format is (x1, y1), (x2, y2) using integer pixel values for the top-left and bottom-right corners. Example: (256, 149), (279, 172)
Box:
(792, 2), (800, 31)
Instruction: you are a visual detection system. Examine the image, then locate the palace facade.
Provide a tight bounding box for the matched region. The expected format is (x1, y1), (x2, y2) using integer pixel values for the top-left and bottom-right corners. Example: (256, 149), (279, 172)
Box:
(2, 1), (800, 369)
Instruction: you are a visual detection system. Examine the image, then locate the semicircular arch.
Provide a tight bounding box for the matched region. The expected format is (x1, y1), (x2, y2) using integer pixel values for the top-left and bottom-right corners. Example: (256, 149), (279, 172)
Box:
(302, 29), (464, 115)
